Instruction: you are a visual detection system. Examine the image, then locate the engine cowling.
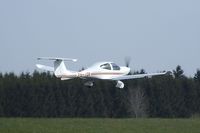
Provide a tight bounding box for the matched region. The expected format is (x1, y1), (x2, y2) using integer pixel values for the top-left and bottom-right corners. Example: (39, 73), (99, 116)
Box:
(116, 80), (124, 89)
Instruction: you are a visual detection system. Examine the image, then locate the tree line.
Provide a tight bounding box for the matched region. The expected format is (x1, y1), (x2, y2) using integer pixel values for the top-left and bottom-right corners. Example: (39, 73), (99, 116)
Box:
(0, 65), (200, 118)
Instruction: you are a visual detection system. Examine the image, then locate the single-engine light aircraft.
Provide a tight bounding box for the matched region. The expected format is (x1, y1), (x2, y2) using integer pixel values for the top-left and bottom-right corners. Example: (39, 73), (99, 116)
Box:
(36, 57), (168, 88)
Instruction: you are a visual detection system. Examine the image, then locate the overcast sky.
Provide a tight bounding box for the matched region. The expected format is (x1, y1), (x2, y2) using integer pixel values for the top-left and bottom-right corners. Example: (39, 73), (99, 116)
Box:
(0, 0), (200, 76)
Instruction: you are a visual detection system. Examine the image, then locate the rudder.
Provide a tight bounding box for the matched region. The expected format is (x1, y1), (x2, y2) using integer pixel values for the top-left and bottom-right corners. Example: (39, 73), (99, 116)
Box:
(54, 60), (69, 77)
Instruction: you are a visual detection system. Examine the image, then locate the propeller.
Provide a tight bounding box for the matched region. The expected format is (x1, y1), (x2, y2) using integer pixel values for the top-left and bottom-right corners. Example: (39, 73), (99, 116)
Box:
(124, 56), (131, 67)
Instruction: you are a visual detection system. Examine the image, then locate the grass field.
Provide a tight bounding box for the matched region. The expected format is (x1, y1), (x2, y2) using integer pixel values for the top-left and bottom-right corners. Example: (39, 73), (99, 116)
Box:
(0, 118), (200, 133)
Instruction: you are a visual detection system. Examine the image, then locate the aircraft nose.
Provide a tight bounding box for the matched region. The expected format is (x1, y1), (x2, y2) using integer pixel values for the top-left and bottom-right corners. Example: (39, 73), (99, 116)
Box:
(120, 67), (131, 75)
(126, 67), (131, 74)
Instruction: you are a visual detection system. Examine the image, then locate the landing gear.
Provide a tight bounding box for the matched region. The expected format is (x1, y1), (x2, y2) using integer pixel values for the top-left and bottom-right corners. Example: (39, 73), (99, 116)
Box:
(84, 81), (94, 87)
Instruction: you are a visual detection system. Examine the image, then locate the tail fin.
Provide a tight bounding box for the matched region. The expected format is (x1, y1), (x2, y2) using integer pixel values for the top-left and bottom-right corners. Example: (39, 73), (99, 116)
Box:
(53, 60), (70, 77)
(36, 57), (77, 78)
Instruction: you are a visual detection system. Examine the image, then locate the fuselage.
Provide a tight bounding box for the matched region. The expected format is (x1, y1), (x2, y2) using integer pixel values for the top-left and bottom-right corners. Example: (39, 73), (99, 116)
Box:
(59, 62), (130, 80)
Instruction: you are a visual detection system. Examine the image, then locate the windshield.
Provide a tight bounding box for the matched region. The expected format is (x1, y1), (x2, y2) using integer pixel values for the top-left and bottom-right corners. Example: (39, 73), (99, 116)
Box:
(111, 63), (120, 70)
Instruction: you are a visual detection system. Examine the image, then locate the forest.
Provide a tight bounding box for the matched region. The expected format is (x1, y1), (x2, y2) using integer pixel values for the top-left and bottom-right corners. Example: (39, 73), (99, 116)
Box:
(0, 65), (200, 118)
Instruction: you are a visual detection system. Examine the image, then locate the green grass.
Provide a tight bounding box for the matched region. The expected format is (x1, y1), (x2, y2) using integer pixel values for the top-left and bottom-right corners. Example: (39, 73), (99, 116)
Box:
(0, 118), (200, 133)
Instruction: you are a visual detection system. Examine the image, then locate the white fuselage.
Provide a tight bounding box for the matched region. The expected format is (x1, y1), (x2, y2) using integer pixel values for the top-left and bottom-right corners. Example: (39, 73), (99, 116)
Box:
(59, 62), (130, 80)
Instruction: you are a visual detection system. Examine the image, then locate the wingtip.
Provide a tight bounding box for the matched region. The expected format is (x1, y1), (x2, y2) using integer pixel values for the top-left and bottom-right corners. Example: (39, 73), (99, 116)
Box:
(72, 59), (78, 62)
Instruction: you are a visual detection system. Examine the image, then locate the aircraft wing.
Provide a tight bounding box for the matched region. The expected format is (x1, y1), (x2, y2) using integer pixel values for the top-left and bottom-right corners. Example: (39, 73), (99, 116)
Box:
(112, 71), (169, 80)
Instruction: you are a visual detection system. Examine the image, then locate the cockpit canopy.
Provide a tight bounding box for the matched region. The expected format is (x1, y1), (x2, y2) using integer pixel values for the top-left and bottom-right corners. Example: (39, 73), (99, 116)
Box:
(100, 63), (111, 70)
(100, 63), (120, 70)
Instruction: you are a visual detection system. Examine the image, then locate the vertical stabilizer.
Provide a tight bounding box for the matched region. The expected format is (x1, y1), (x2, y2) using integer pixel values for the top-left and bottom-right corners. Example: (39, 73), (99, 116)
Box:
(54, 60), (69, 77)
(37, 57), (77, 78)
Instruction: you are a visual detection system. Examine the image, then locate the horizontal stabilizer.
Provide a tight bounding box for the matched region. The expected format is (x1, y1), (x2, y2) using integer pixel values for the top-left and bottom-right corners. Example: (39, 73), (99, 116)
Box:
(37, 57), (77, 62)
(36, 64), (54, 72)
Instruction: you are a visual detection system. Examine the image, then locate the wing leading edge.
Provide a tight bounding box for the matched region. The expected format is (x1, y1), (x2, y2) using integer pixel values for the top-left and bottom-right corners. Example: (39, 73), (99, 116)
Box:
(112, 71), (169, 80)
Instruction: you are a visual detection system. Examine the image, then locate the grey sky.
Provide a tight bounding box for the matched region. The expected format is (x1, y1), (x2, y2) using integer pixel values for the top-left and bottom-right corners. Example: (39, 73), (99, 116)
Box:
(0, 0), (200, 76)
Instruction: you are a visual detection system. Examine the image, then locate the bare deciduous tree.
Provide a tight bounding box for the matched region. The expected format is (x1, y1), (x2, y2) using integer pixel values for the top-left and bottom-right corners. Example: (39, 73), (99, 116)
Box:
(128, 86), (148, 118)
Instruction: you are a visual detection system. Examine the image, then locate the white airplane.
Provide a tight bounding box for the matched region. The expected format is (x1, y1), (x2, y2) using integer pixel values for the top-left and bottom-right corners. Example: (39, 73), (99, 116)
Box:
(36, 57), (168, 89)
